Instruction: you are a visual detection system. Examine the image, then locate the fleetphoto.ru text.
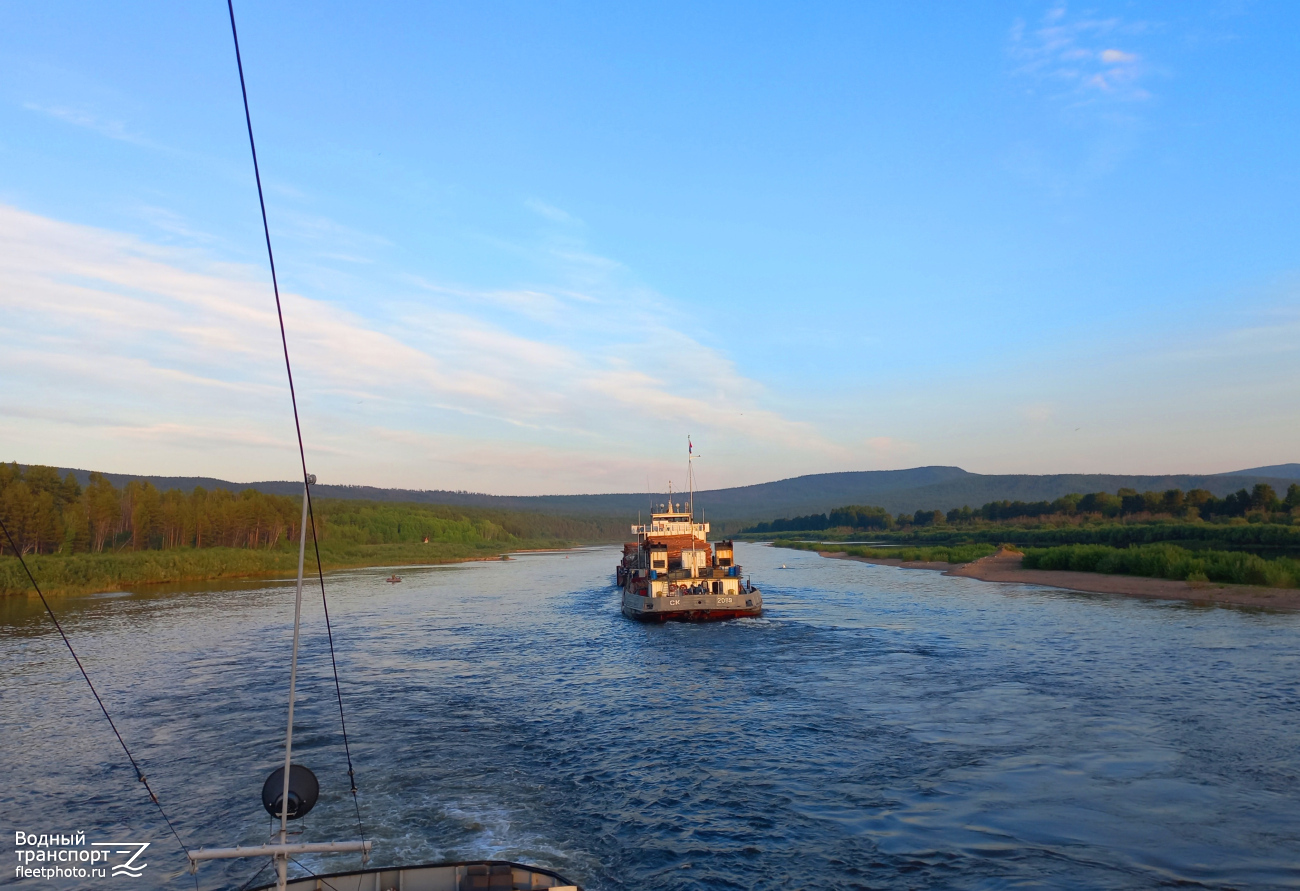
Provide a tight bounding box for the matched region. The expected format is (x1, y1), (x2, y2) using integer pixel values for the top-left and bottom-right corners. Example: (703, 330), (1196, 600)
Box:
(15, 832), (149, 882)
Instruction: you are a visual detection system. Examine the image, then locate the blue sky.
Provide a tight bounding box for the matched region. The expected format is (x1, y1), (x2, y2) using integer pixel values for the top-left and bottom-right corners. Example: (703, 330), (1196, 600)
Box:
(1, 1), (1297, 494)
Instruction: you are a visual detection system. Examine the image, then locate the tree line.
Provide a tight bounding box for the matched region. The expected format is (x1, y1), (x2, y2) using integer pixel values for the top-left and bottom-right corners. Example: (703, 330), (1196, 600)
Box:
(0, 464), (307, 556)
(744, 484), (1300, 535)
(951, 484), (1300, 525)
(0, 463), (631, 558)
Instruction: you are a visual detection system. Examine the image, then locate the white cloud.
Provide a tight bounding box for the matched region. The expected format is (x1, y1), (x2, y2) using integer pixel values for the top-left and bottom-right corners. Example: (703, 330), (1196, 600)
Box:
(0, 203), (832, 492)
(2, 204), (1296, 489)
(1100, 49), (1137, 64)
(1009, 4), (1153, 104)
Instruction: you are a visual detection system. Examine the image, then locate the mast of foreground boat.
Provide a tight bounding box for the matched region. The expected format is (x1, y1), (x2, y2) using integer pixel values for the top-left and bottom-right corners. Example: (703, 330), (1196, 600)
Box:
(189, 3), (370, 887)
(187, 476), (370, 887)
(272, 475), (350, 887)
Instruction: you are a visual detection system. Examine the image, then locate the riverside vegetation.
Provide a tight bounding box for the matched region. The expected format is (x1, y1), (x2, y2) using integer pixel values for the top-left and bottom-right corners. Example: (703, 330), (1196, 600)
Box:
(746, 483), (1300, 537)
(760, 484), (1300, 591)
(0, 463), (625, 596)
(774, 540), (1300, 590)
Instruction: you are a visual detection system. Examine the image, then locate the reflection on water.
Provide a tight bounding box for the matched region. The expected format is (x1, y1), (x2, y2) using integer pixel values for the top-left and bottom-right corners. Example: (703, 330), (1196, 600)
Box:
(2, 544), (1298, 889)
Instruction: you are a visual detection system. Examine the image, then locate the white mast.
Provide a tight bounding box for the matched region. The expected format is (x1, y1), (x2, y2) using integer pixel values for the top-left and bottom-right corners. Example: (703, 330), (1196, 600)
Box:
(688, 436), (696, 578)
(187, 474), (370, 884)
(202, 9), (371, 883)
(275, 476), (311, 889)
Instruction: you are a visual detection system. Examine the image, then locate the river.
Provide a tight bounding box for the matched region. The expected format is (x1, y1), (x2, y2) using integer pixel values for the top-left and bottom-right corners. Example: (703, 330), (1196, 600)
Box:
(2, 543), (1298, 889)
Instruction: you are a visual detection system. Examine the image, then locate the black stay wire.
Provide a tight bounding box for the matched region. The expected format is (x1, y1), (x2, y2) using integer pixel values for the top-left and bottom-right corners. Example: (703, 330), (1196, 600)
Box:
(291, 857), (345, 891)
(235, 858), (273, 891)
(0, 518), (195, 879)
(225, 0), (366, 846)
(307, 500), (366, 834)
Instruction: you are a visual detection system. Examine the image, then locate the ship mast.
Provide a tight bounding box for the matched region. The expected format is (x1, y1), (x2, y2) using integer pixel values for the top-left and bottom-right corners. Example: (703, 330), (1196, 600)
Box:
(688, 437), (696, 578)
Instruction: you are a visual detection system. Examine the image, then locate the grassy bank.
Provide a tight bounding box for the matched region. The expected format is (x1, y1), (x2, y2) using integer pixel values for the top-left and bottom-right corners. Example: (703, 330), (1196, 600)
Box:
(0, 539), (566, 597)
(1022, 543), (1300, 589)
(775, 540), (996, 564)
(776, 537), (1300, 589)
(751, 521), (1300, 558)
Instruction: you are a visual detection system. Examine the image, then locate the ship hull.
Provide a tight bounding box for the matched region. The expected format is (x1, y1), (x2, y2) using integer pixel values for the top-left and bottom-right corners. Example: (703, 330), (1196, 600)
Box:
(620, 587), (762, 623)
(624, 606), (761, 623)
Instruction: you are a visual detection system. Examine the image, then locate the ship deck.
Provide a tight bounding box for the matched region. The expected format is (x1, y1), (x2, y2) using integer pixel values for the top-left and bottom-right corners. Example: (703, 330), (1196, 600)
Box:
(255, 859), (578, 891)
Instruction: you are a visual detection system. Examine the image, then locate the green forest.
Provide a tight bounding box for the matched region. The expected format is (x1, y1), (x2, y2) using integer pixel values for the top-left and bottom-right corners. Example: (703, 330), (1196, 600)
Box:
(0, 463), (625, 595)
(744, 484), (1300, 538)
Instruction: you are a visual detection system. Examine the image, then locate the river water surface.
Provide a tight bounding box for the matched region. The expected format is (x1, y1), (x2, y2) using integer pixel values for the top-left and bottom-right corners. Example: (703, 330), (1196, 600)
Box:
(2, 543), (1298, 889)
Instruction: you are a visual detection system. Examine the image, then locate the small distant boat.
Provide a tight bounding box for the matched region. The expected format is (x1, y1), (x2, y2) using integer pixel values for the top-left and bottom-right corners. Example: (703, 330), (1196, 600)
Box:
(386, 575), (402, 584)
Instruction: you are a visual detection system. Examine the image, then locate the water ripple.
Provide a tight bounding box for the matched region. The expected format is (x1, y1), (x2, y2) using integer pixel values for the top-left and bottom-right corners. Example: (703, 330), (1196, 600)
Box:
(2, 544), (1299, 889)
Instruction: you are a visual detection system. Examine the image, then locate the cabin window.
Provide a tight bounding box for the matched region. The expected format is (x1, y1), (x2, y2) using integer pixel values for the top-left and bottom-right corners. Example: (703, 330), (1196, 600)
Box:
(652, 559), (666, 569)
(719, 558), (731, 567)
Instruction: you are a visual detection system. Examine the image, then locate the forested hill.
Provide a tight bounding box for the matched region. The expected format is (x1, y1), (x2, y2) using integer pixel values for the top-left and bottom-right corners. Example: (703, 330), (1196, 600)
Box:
(42, 464), (1300, 526)
(1223, 463), (1300, 478)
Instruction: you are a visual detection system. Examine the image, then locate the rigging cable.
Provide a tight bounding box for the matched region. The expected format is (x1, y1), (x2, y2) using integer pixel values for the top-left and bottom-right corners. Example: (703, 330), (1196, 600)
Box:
(306, 501), (366, 834)
(235, 858), (274, 891)
(290, 857), (345, 891)
(225, 0), (365, 845)
(0, 518), (195, 879)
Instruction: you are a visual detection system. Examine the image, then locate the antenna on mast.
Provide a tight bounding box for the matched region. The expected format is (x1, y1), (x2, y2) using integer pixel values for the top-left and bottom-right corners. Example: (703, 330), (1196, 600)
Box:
(687, 435), (694, 522)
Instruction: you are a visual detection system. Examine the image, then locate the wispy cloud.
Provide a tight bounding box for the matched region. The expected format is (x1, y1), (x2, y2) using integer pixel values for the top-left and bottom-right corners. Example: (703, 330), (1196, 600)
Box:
(1002, 4), (1159, 195)
(525, 198), (581, 225)
(0, 203), (832, 492)
(273, 209), (392, 259)
(1009, 4), (1154, 105)
(402, 277), (587, 325)
(135, 206), (224, 244)
(23, 102), (157, 147)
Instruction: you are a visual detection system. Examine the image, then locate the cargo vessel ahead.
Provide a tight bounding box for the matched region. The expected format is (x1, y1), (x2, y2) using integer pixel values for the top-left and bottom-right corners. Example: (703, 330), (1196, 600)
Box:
(616, 501), (763, 622)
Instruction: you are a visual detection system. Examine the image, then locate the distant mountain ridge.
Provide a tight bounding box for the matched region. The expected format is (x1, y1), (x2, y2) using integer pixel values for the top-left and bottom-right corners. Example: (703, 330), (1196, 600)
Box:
(38, 463), (1300, 526)
(1221, 463), (1300, 479)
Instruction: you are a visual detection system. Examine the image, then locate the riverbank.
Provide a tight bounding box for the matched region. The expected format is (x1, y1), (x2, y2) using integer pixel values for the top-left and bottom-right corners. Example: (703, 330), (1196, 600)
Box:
(0, 540), (580, 597)
(818, 548), (1300, 611)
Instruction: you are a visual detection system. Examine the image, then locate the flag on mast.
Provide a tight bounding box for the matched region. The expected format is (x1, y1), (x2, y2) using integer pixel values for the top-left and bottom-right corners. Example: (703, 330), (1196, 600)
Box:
(689, 437), (693, 455)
